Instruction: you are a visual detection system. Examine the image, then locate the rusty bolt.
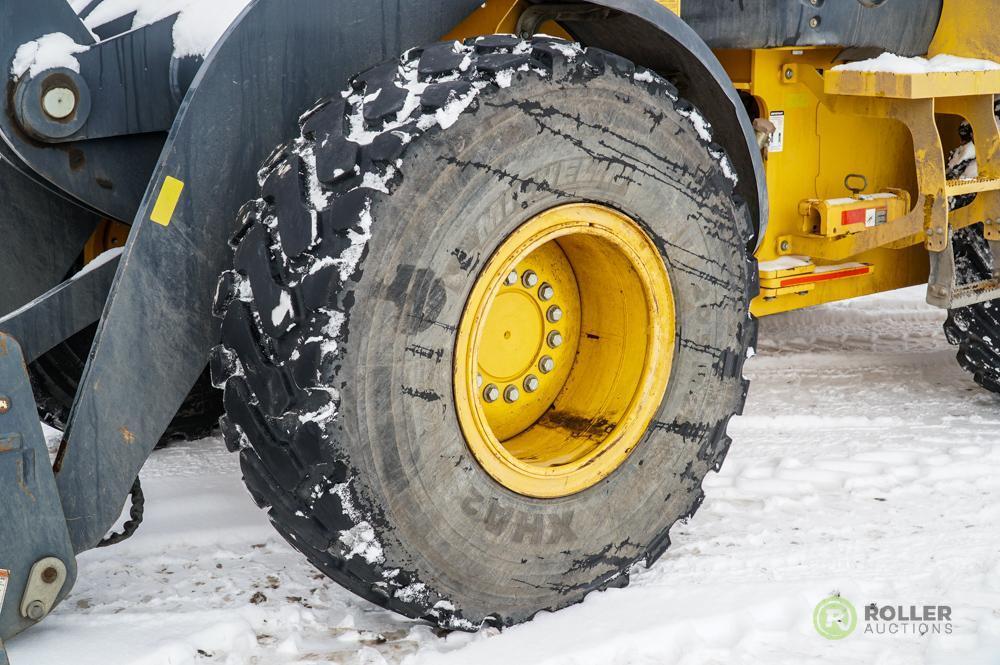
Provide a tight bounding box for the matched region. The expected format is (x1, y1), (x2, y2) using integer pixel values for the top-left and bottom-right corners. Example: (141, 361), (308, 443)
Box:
(41, 566), (58, 584)
(0, 395), (10, 414)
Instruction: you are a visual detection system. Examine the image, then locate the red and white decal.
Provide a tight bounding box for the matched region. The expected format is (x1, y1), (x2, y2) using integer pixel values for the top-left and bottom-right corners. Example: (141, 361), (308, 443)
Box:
(0, 569), (8, 612)
(842, 206), (887, 228)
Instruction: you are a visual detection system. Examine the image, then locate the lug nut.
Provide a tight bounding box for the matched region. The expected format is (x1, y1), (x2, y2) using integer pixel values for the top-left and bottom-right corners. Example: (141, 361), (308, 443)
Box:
(547, 331), (563, 348)
(522, 270), (539, 287)
(523, 375), (540, 392)
(504, 270), (518, 286)
(483, 384), (500, 403)
(504, 385), (520, 403)
(539, 356), (555, 373)
(546, 305), (563, 322)
(538, 283), (554, 301)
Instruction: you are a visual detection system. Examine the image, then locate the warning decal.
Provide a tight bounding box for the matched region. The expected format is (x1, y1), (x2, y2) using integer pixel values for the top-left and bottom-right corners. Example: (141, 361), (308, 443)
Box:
(842, 206), (887, 228)
(769, 111), (785, 153)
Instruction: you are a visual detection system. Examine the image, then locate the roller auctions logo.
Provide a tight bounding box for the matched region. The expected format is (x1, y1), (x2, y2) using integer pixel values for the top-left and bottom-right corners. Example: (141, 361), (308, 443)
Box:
(813, 595), (857, 640)
(813, 595), (954, 639)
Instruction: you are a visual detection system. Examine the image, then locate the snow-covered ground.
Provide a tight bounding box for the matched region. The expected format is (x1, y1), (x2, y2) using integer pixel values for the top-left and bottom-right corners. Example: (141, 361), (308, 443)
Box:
(7, 286), (1000, 665)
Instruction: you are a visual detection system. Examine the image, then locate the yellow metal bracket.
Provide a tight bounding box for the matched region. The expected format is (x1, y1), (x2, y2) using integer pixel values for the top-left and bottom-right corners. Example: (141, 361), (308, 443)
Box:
(777, 64), (1000, 259)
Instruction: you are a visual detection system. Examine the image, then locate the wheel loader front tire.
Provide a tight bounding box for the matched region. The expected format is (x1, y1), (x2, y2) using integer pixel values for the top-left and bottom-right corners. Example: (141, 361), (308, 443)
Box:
(213, 37), (756, 629)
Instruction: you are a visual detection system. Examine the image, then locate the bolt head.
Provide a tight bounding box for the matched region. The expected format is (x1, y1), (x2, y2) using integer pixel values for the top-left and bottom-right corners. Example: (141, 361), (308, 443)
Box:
(26, 600), (45, 621)
(522, 270), (539, 287)
(784, 68), (794, 80)
(504, 270), (518, 286)
(504, 385), (520, 403)
(809, 16), (820, 28)
(539, 356), (555, 373)
(41, 566), (58, 584)
(483, 384), (500, 403)
(547, 331), (563, 348)
(42, 87), (76, 120)
(523, 375), (540, 392)
(546, 306), (563, 323)
(538, 283), (554, 301)
(0, 395), (9, 414)
(780, 240), (790, 252)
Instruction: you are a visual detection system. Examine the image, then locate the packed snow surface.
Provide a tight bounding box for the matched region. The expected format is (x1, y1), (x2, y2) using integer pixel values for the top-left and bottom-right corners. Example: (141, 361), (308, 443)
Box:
(8, 287), (1000, 664)
(77, 0), (254, 57)
(832, 53), (1000, 74)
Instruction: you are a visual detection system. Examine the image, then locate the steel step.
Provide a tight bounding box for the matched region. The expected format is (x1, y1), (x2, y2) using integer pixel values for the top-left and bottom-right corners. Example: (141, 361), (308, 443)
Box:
(945, 176), (1000, 197)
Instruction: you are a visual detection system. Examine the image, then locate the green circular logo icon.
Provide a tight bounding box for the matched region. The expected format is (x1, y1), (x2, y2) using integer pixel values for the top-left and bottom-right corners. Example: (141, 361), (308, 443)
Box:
(813, 596), (857, 640)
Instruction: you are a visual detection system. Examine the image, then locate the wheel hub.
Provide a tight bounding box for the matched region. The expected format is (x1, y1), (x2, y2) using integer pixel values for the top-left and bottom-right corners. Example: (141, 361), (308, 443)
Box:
(454, 203), (675, 498)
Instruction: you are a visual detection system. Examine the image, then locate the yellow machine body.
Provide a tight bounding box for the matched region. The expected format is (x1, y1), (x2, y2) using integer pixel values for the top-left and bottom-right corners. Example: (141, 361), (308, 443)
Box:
(446, 0), (1000, 317)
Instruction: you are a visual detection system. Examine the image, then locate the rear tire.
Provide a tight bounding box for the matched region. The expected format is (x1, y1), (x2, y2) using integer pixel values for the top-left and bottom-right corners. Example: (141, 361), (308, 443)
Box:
(214, 36), (756, 628)
(943, 114), (1000, 394)
(944, 225), (1000, 393)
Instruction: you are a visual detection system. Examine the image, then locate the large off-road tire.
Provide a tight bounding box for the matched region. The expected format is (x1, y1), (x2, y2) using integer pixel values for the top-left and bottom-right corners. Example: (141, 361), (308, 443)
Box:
(944, 226), (1000, 392)
(943, 115), (1000, 394)
(213, 36), (757, 629)
(29, 324), (223, 443)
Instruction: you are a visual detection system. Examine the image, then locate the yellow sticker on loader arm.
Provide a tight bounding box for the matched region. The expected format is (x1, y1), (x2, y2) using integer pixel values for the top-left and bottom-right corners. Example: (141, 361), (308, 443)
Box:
(150, 176), (184, 227)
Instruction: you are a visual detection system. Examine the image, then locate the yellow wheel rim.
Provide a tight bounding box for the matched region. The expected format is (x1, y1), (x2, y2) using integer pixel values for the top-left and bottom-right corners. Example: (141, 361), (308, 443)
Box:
(454, 203), (676, 498)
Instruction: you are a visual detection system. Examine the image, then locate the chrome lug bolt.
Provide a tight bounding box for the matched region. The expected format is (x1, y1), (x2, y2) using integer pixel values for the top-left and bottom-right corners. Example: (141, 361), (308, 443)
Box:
(483, 384), (500, 403)
(547, 331), (563, 348)
(538, 356), (555, 373)
(504, 385), (520, 403)
(523, 375), (540, 392)
(538, 283), (554, 301)
(522, 270), (539, 287)
(505, 270), (518, 286)
(546, 305), (563, 323)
